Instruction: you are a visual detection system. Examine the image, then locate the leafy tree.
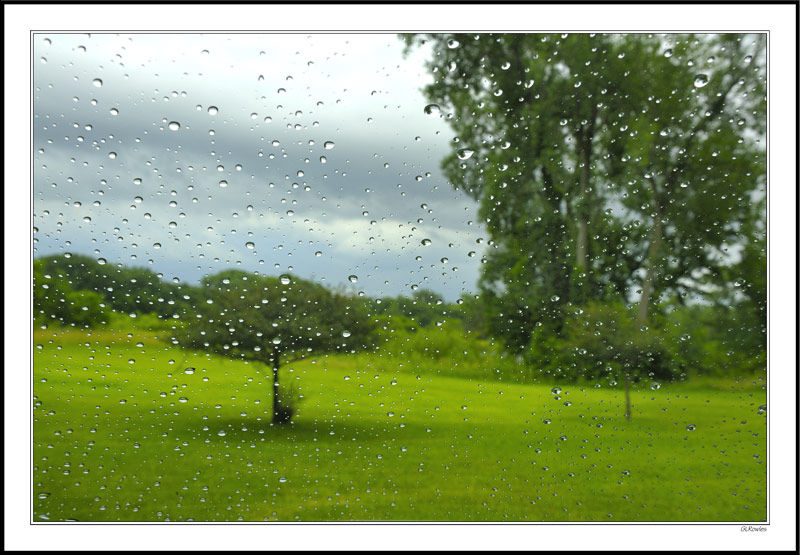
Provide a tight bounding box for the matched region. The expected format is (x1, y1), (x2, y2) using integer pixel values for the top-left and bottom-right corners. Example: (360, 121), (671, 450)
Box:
(370, 288), (455, 328)
(403, 33), (650, 350)
(177, 270), (376, 424)
(36, 253), (200, 321)
(34, 259), (108, 328)
(609, 34), (766, 417)
(406, 33), (766, 418)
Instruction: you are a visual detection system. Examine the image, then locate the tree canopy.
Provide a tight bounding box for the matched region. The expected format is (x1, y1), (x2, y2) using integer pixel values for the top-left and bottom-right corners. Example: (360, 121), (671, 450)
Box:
(404, 33), (766, 355)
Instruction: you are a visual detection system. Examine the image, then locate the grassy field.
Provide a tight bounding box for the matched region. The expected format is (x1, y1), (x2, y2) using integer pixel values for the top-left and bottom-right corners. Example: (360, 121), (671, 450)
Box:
(32, 329), (767, 522)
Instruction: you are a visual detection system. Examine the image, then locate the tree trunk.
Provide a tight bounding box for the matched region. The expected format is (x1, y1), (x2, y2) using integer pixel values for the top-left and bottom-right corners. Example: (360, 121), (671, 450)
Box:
(628, 195), (664, 421)
(574, 123), (595, 305)
(637, 208), (664, 325)
(576, 145), (590, 274)
(270, 350), (292, 425)
(624, 372), (631, 422)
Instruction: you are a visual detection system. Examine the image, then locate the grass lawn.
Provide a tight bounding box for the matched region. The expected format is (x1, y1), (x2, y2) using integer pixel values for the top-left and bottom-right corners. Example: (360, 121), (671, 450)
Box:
(33, 329), (767, 522)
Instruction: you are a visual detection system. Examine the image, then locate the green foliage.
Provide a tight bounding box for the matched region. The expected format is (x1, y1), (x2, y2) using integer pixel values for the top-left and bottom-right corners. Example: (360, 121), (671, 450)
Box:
(405, 33), (766, 374)
(527, 302), (676, 383)
(370, 288), (456, 328)
(36, 253), (200, 319)
(663, 303), (765, 378)
(177, 269), (376, 366)
(365, 314), (523, 382)
(34, 259), (109, 329)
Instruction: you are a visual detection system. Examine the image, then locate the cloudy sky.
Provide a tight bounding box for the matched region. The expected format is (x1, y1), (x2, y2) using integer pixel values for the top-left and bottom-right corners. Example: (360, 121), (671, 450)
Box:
(33, 33), (488, 301)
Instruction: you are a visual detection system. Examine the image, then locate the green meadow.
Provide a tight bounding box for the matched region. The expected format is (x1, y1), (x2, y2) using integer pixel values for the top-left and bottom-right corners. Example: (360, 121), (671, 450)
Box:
(33, 329), (766, 522)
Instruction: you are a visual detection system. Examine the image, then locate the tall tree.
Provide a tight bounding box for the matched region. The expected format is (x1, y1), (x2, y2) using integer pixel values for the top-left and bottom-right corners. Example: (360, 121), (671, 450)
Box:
(406, 33), (766, 418)
(403, 33), (650, 350)
(612, 34), (766, 417)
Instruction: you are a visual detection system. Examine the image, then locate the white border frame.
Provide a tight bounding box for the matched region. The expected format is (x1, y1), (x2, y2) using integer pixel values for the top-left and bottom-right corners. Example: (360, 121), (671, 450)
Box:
(5, 3), (796, 551)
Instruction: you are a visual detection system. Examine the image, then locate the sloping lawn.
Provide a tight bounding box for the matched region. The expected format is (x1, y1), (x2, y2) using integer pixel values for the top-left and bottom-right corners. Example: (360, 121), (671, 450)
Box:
(33, 329), (766, 522)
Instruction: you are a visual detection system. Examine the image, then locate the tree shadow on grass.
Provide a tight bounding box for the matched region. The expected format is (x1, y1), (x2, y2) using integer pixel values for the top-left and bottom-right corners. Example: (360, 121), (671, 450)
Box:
(186, 414), (433, 446)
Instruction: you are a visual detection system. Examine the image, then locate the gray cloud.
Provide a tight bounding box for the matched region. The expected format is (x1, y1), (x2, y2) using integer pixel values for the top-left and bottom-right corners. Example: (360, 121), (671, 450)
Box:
(33, 33), (488, 301)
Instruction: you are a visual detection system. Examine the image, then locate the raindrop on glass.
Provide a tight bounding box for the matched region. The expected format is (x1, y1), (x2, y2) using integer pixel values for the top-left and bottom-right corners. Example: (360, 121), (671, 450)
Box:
(424, 104), (441, 117)
(693, 74), (709, 88)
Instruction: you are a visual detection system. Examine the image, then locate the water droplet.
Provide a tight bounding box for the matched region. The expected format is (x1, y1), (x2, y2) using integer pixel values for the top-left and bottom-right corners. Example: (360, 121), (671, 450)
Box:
(152, 242), (161, 249)
(421, 239), (432, 246)
(550, 295), (560, 302)
(168, 121), (181, 131)
(348, 275), (358, 283)
(179, 397), (188, 403)
(108, 152), (117, 159)
(218, 180), (228, 188)
(38, 492), (51, 499)
(110, 108), (119, 115)
(246, 242), (255, 249)
(323, 141), (335, 150)
(693, 74), (709, 88)
(207, 106), (218, 115)
(447, 39), (460, 49)
(440, 257), (449, 264)
(184, 367), (195, 374)
(314, 251), (322, 257)
(342, 331), (351, 338)
(551, 387), (562, 395)
(424, 104), (441, 117)
(92, 78), (103, 88)
(280, 275), (291, 285)
(664, 49), (673, 58)
(272, 338), (282, 345)
(650, 382), (661, 390)
(686, 424), (696, 432)
(457, 148), (475, 160)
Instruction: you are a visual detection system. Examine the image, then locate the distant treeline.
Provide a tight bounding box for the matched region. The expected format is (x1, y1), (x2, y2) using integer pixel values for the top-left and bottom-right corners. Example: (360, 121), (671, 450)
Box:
(33, 253), (765, 382)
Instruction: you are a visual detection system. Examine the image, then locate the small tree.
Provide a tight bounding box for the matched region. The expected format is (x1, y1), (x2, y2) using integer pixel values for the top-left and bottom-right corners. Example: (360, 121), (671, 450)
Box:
(177, 270), (375, 424)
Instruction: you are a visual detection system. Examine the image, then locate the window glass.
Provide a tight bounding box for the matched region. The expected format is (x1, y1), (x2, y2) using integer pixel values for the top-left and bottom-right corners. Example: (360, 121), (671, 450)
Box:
(33, 32), (766, 523)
